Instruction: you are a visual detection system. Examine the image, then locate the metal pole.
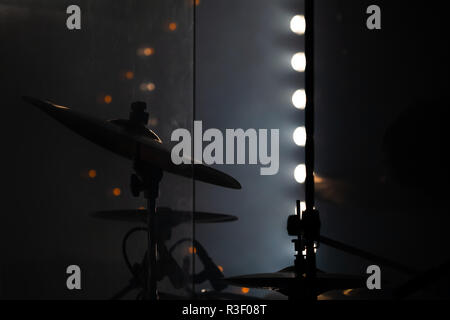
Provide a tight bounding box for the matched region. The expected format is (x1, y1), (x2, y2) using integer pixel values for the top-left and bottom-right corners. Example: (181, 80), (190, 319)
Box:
(146, 196), (158, 300)
(304, 0), (317, 299)
(305, 0), (315, 212)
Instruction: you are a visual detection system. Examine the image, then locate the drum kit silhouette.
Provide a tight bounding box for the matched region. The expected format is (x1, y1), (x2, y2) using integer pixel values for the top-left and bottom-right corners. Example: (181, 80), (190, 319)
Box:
(23, 96), (431, 300)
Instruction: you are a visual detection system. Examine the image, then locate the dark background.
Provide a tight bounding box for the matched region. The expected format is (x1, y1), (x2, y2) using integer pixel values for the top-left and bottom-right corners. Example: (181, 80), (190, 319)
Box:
(1, 0), (450, 299)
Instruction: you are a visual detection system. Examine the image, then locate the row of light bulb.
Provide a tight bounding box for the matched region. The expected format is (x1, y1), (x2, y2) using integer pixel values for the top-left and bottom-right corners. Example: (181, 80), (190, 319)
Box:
(290, 15), (307, 185)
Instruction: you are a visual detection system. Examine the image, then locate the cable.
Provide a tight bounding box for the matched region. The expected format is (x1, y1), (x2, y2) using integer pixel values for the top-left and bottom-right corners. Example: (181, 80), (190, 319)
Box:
(122, 227), (147, 277)
(169, 238), (226, 291)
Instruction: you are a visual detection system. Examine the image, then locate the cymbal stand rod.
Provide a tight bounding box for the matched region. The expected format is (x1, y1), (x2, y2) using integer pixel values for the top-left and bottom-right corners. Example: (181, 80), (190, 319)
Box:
(132, 145), (163, 300)
(145, 193), (158, 300)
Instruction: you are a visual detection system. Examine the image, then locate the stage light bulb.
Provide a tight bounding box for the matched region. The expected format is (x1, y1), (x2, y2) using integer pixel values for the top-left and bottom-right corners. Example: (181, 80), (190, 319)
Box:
(290, 15), (306, 35)
(291, 52), (306, 72)
(292, 89), (306, 109)
(294, 164), (306, 183)
(293, 126), (306, 146)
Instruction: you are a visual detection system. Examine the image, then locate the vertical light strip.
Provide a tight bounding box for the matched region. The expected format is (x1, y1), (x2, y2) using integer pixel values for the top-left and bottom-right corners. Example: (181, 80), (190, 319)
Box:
(291, 14), (306, 188)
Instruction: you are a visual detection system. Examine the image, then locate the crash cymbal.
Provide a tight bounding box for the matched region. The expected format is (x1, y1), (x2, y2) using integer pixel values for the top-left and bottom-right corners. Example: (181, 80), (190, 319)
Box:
(22, 96), (241, 189)
(91, 207), (238, 224)
(224, 272), (364, 295)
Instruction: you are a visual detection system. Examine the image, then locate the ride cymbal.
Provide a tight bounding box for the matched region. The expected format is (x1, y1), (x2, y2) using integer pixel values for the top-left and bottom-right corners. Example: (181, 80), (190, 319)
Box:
(22, 96), (241, 189)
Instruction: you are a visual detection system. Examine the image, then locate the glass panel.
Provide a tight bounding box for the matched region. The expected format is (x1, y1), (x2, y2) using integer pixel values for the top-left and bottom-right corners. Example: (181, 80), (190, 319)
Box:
(0, 0), (193, 299)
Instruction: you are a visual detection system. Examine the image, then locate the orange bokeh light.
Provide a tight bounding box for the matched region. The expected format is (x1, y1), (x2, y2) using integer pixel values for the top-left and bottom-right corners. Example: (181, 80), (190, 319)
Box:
(147, 83), (155, 91)
(187, 0), (200, 7)
(88, 169), (97, 179)
(148, 118), (158, 126)
(218, 265), (224, 272)
(112, 188), (121, 197)
(125, 71), (134, 80)
(144, 47), (154, 56)
(168, 22), (177, 31)
(241, 287), (250, 294)
(188, 246), (197, 254)
(104, 95), (112, 104)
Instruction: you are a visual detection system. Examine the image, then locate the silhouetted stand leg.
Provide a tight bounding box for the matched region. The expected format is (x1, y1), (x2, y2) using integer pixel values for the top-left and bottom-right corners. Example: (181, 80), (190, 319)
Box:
(145, 189), (158, 300)
(132, 159), (163, 300)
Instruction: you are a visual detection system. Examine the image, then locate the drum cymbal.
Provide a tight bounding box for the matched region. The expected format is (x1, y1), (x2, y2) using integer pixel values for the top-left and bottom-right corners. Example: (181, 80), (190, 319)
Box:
(157, 291), (261, 300)
(91, 207), (238, 224)
(22, 96), (241, 189)
(196, 291), (262, 300)
(224, 272), (364, 295)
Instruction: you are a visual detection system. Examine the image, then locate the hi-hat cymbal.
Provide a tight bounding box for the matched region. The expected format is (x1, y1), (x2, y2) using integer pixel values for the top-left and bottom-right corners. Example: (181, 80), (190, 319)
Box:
(22, 96), (241, 189)
(91, 207), (238, 224)
(224, 272), (364, 295)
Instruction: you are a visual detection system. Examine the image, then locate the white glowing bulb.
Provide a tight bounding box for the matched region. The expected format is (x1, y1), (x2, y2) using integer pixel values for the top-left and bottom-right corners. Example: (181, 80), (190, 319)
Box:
(292, 89), (306, 109)
(294, 164), (306, 184)
(291, 52), (306, 72)
(290, 15), (306, 35)
(293, 126), (306, 146)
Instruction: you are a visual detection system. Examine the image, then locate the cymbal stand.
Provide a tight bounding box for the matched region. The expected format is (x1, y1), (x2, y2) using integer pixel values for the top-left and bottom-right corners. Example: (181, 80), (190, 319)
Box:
(122, 100), (163, 300)
(131, 150), (163, 300)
